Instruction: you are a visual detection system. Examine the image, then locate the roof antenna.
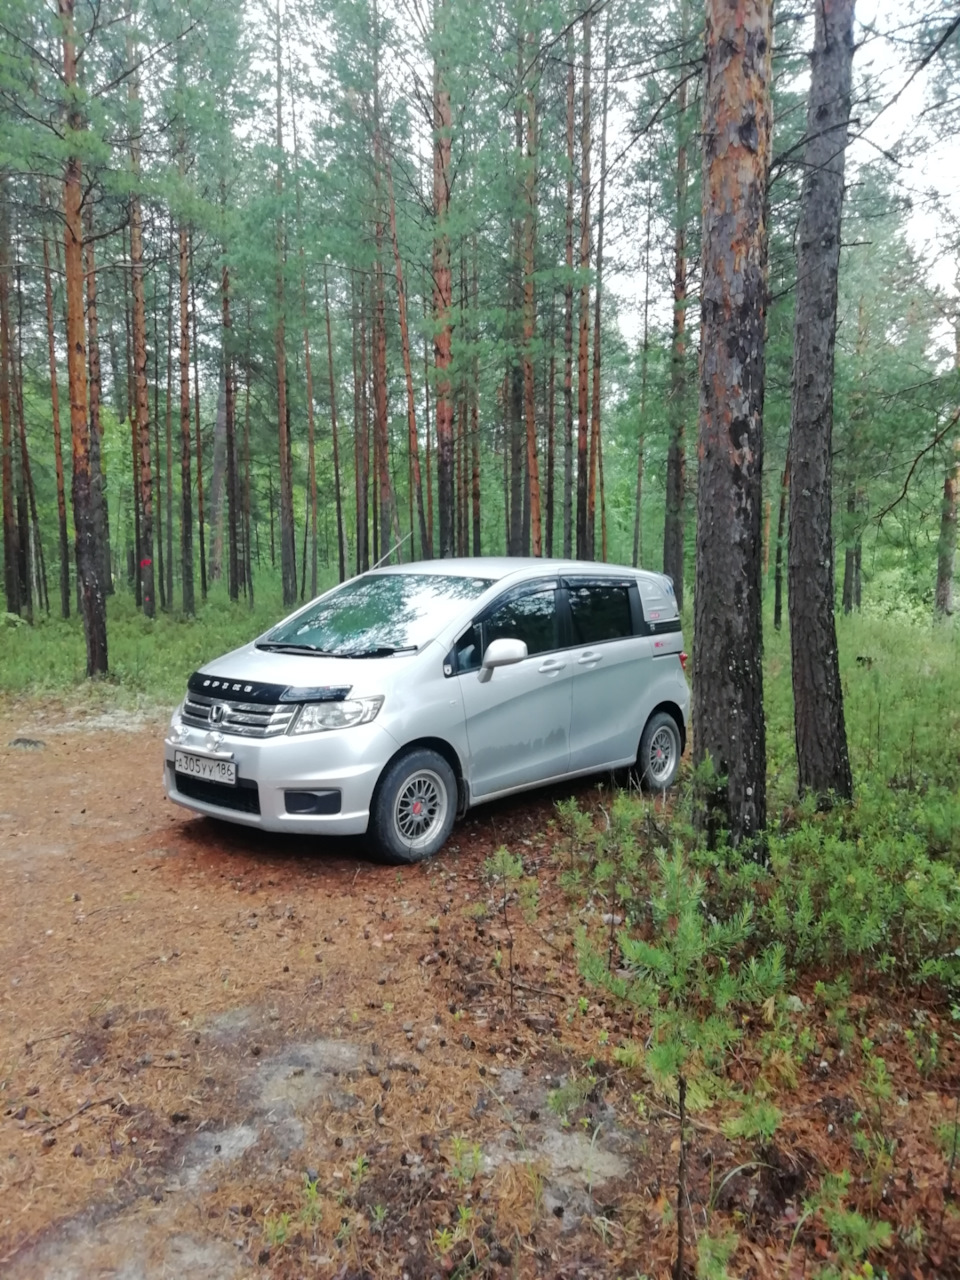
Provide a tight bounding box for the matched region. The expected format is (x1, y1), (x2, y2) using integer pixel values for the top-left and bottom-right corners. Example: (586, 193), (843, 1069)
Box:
(371, 531), (413, 571)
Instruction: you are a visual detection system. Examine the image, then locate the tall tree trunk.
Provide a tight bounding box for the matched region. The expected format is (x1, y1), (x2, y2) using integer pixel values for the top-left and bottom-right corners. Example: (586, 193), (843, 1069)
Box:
(562, 29), (575, 558)
(546, 344), (555, 557)
(693, 0), (771, 848)
(372, 133), (401, 562)
(386, 158), (429, 560)
(128, 41), (154, 619)
(42, 211), (70, 617)
(773, 462), (788, 631)
(588, 23), (610, 561)
(787, 0), (856, 803)
(178, 218), (194, 615)
(243, 329), (255, 607)
(934, 325), (960, 618)
(632, 188), (653, 568)
(274, 0), (296, 606)
(522, 25), (542, 558)
(0, 178), (20, 615)
(358, 275), (371, 571)
(471, 244), (481, 557)
(424, 306), (433, 552)
(323, 264), (346, 584)
(575, 11), (592, 559)
(84, 205), (110, 595)
(433, 0), (455, 558)
(663, 0), (690, 608)
(221, 258), (240, 604)
(60, 0), (107, 672)
(164, 231), (174, 610)
(190, 253), (206, 601)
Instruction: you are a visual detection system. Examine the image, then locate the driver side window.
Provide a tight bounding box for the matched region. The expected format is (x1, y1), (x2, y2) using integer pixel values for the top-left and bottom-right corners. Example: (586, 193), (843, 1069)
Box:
(455, 585), (559, 674)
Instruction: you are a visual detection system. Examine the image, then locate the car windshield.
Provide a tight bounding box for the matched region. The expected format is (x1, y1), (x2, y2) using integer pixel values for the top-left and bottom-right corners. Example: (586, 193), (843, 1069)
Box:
(259, 573), (494, 656)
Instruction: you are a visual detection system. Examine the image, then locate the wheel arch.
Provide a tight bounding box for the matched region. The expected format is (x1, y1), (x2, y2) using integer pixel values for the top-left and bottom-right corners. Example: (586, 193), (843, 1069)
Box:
(643, 701), (687, 755)
(373, 736), (468, 817)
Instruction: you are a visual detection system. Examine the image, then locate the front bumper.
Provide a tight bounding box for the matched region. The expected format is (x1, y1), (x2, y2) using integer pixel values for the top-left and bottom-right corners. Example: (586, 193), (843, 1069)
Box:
(163, 719), (398, 836)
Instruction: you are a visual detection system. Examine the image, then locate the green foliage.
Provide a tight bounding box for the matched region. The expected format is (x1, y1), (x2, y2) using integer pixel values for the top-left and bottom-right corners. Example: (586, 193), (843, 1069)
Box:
(695, 1228), (740, 1280)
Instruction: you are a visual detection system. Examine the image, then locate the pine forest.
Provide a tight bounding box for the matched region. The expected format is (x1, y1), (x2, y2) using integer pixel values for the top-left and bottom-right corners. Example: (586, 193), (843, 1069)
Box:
(1, 0), (960, 1276)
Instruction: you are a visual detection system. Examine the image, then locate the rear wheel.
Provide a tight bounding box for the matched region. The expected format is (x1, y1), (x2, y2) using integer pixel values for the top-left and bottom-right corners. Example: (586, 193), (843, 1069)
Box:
(637, 712), (682, 791)
(368, 748), (458, 863)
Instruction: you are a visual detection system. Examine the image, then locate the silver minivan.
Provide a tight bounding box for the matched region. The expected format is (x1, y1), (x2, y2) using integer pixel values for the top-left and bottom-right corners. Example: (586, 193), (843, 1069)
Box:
(164, 558), (689, 861)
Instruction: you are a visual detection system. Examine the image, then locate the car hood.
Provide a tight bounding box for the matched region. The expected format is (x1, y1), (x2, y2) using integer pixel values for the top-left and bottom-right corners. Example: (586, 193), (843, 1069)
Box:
(193, 641), (423, 698)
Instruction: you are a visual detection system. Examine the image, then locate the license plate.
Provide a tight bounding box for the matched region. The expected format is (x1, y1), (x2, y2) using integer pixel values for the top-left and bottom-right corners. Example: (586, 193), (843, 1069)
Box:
(174, 750), (236, 786)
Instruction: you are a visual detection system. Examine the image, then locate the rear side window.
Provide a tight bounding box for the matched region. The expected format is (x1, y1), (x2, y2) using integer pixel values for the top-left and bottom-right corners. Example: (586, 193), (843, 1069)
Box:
(568, 583), (633, 645)
(483, 587), (558, 657)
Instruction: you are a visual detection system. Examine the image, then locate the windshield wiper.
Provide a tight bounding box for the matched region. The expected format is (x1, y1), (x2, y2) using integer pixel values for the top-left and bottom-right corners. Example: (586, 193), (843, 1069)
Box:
(334, 645), (418, 659)
(255, 642), (335, 655)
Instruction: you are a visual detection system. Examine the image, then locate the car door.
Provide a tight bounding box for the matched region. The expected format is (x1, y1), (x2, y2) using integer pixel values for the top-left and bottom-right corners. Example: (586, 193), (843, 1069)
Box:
(565, 578), (653, 773)
(456, 581), (572, 799)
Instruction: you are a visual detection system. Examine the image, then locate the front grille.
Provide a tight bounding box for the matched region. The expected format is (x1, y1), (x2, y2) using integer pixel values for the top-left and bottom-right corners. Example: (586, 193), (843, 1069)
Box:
(171, 766), (261, 814)
(181, 693), (297, 738)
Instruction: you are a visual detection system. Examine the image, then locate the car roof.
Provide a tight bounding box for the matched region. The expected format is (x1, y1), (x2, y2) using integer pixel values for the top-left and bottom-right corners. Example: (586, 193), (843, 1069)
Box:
(371, 556), (671, 587)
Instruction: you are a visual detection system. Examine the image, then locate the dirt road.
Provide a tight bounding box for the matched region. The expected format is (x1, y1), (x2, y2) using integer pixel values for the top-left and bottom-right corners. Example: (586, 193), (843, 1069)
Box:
(0, 702), (669, 1280)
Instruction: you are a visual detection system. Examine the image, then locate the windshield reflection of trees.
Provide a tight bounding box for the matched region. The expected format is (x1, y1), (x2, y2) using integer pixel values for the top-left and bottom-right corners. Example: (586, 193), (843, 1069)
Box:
(268, 575), (492, 653)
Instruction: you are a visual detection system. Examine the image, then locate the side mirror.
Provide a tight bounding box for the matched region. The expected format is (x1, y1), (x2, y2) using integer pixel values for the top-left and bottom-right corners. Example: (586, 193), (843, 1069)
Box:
(478, 637), (527, 682)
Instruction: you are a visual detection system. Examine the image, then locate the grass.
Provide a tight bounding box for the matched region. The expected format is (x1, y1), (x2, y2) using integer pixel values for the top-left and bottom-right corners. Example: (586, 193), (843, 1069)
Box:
(0, 582), (294, 708)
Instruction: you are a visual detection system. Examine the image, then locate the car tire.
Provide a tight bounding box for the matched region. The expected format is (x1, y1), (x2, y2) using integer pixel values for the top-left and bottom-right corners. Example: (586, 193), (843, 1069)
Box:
(637, 712), (682, 792)
(368, 748), (458, 863)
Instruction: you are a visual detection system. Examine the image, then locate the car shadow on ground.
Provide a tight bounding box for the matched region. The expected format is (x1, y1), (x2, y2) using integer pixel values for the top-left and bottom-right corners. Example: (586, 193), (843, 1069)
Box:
(170, 769), (635, 873)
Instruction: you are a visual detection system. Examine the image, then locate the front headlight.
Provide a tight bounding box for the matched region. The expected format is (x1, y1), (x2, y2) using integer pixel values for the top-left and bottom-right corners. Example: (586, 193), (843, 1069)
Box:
(290, 696), (384, 735)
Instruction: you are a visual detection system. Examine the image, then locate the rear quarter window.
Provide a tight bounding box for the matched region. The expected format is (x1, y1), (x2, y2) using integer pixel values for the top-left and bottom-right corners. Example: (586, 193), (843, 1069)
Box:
(568, 583), (634, 645)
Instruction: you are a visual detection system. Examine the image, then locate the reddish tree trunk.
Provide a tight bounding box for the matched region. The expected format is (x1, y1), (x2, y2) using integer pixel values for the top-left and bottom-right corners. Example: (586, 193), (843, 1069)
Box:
(562, 31), (575, 558)
(693, 0), (772, 847)
(575, 11), (592, 559)
(588, 28), (610, 561)
(190, 255), (206, 601)
(432, 5), (455, 559)
(60, 0), (107, 671)
(128, 44), (154, 619)
(386, 157), (429, 560)
(42, 214), (70, 616)
(323, 264), (346, 583)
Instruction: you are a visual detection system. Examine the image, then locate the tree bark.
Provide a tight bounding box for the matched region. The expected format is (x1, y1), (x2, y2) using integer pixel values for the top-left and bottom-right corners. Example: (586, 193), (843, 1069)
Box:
(84, 205), (110, 595)
(787, 0), (856, 803)
(60, 0), (107, 672)
(1, 178), (21, 615)
(178, 218), (194, 615)
(128, 40), (154, 619)
(190, 248), (207, 600)
(773, 462), (788, 631)
(562, 29), (575, 559)
(386, 159), (429, 561)
(275, 0), (296, 607)
(935, 325), (960, 618)
(588, 24), (610, 561)
(433, 1), (455, 559)
(522, 24), (542, 558)
(222, 262), (239, 602)
(323, 264), (346, 583)
(632, 188), (652, 569)
(42, 211), (70, 617)
(693, 0), (771, 848)
(575, 11), (592, 559)
(663, 0), (690, 608)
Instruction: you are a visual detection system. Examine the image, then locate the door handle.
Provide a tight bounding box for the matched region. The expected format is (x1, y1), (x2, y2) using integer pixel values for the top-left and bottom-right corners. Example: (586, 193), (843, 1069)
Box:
(577, 651), (602, 665)
(538, 658), (566, 674)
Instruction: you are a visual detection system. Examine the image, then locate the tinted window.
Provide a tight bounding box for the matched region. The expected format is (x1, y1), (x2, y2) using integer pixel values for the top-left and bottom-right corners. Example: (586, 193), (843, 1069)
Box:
(483, 588), (557, 657)
(262, 573), (493, 655)
(568, 584), (633, 645)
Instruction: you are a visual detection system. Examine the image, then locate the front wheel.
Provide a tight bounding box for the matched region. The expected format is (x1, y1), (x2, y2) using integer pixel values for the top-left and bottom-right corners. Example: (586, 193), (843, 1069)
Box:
(368, 748), (458, 863)
(637, 712), (682, 792)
